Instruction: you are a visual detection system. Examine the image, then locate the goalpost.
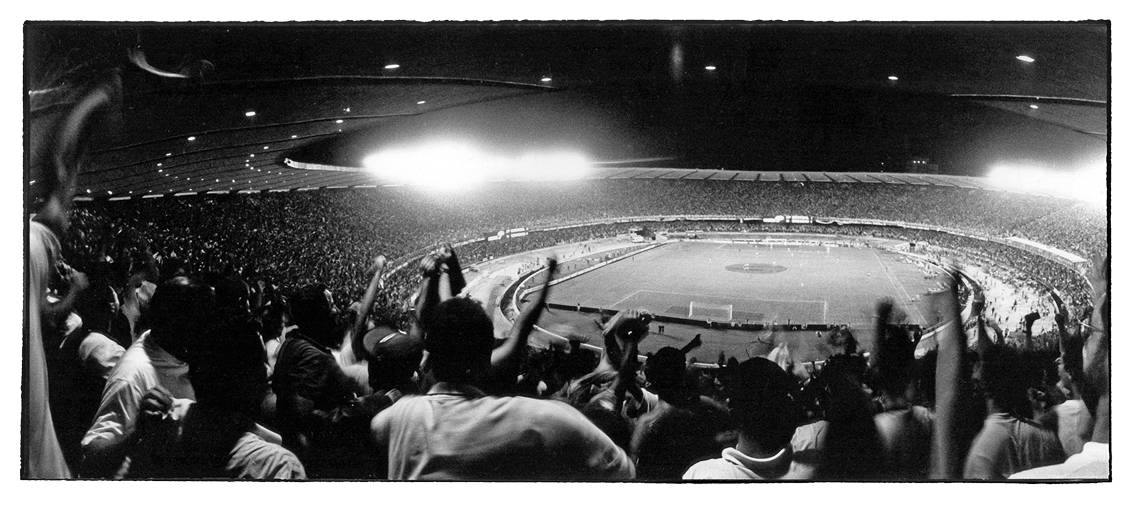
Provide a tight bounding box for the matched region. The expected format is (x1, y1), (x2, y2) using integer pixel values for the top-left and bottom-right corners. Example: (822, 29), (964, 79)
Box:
(688, 301), (734, 321)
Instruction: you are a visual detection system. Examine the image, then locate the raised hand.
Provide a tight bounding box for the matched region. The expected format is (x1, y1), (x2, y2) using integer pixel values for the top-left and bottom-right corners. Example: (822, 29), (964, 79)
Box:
(418, 251), (445, 278)
(602, 309), (652, 347)
(65, 266), (90, 293)
(136, 385), (174, 438)
(373, 254), (388, 272)
(489, 258), (558, 382)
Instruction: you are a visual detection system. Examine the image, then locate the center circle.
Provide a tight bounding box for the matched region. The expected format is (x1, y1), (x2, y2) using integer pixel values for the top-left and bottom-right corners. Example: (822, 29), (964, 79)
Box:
(725, 263), (787, 274)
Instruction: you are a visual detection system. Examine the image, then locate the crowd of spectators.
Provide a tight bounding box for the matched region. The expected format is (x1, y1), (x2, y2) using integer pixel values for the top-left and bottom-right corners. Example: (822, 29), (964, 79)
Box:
(64, 182), (1098, 335)
(37, 202), (1111, 481)
(32, 234), (1110, 480)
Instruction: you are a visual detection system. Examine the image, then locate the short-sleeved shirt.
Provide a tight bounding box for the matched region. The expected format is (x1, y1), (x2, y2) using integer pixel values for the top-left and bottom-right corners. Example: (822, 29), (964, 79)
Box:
(788, 419), (828, 479)
(128, 404), (306, 480)
(874, 405), (933, 480)
(77, 331), (126, 379)
(371, 382), (635, 480)
(684, 446), (813, 480)
(1008, 442), (1109, 480)
(1053, 400), (1093, 457)
(226, 431), (308, 479)
(963, 413), (1066, 479)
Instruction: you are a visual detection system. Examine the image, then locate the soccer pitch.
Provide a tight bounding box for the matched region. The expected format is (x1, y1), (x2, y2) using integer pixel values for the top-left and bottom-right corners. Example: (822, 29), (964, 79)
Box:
(539, 240), (942, 363)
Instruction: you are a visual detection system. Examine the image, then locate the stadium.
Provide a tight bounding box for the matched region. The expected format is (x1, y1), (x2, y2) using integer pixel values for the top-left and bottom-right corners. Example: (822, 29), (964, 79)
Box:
(23, 22), (1109, 482)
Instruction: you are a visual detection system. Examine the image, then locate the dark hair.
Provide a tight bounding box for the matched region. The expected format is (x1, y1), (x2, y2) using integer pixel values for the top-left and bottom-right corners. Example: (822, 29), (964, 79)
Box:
(203, 272), (250, 314)
(149, 276), (215, 361)
(189, 328), (268, 417)
(259, 299), (285, 343)
(644, 347), (686, 392)
(288, 284), (339, 346)
(729, 358), (800, 451)
(74, 283), (117, 336)
(424, 297), (494, 383)
(979, 345), (1035, 416)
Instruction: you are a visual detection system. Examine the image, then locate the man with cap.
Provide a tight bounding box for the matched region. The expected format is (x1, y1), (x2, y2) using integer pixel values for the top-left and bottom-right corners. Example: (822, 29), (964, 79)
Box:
(683, 357), (809, 480)
(349, 254), (423, 398)
(371, 256), (635, 480)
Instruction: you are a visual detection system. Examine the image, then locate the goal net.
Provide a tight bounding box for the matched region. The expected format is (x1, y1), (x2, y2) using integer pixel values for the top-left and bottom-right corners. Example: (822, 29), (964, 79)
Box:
(688, 301), (733, 321)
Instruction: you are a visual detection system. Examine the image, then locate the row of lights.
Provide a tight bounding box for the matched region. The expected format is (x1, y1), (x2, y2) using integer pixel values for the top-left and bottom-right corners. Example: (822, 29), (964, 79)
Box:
(386, 59), (556, 85)
(885, 54), (1035, 83)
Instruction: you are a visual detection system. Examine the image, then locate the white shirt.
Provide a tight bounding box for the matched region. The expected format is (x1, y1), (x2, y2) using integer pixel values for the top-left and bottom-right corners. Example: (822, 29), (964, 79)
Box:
(82, 331), (195, 452)
(77, 331), (126, 380)
(371, 382), (635, 480)
(1009, 442), (1109, 480)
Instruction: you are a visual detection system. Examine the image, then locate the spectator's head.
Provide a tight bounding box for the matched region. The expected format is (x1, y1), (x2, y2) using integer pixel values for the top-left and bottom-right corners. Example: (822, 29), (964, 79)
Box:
(424, 297), (494, 384)
(74, 283), (118, 336)
(259, 299), (285, 343)
(827, 326), (858, 355)
(190, 327), (268, 418)
(160, 257), (188, 281)
(728, 358), (800, 452)
(365, 328), (423, 392)
(978, 344), (1038, 417)
(149, 276), (215, 362)
(205, 272), (250, 315)
(581, 392), (633, 451)
(644, 347), (686, 394)
(289, 284), (340, 348)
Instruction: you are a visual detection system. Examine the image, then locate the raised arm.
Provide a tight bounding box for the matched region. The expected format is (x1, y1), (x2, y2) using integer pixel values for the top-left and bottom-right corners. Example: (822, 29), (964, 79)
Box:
(490, 258), (557, 376)
(930, 269), (968, 480)
(43, 264), (89, 320)
(607, 310), (651, 415)
(441, 244), (467, 296)
(408, 252), (445, 345)
(869, 298), (894, 372)
(973, 298), (993, 356)
(350, 254), (388, 362)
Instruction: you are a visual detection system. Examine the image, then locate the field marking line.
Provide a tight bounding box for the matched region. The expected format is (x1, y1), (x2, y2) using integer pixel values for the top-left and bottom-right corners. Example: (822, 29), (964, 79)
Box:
(871, 249), (928, 326)
(625, 288), (828, 307)
(609, 289), (649, 307)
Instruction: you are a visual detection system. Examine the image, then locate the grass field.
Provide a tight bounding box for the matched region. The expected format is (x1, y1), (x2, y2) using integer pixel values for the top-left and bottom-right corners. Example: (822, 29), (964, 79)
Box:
(534, 240), (942, 364)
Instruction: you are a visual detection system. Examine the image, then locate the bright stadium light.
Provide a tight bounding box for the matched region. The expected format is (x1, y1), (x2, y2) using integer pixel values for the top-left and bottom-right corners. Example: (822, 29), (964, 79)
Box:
(362, 140), (592, 190)
(245, 111), (256, 117)
(364, 141), (489, 190)
(384, 63), (400, 70)
(1016, 54), (1036, 63)
(988, 162), (1105, 204)
(887, 75), (899, 81)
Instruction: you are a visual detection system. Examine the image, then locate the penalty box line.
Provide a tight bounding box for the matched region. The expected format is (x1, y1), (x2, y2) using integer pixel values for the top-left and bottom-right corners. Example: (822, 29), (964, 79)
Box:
(607, 289), (828, 320)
